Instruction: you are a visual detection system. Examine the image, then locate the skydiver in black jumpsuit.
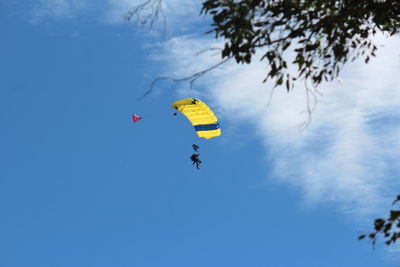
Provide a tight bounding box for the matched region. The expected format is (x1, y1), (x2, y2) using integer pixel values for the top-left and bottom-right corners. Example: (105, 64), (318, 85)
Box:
(190, 153), (202, 170)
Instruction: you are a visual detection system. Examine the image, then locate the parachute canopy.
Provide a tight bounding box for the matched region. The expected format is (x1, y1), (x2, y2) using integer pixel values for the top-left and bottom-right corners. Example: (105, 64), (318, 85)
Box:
(172, 98), (221, 139)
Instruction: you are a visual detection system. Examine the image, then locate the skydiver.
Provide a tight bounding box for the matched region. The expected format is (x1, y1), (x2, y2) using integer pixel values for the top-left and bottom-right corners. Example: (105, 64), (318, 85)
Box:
(192, 144), (200, 153)
(190, 153), (202, 170)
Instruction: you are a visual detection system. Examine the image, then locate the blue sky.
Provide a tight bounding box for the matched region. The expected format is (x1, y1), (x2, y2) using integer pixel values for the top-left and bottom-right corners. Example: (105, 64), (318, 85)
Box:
(1, 1), (400, 266)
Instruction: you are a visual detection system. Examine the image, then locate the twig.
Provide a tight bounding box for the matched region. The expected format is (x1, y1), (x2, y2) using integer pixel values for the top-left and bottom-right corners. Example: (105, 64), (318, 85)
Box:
(138, 58), (231, 101)
(298, 79), (318, 131)
(195, 47), (223, 56)
(125, 0), (167, 38)
(264, 86), (277, 109)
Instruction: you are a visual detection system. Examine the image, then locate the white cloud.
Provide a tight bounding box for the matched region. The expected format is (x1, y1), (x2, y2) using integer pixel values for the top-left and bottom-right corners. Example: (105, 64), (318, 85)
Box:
(154, 34), (400, 220)
(30, 0), (204, 33)
(31, 0), (85, 23)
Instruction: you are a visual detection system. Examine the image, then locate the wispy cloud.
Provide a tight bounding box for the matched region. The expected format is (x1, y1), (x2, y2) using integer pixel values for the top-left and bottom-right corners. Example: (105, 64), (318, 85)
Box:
(30, 0), (204, 33)
(31, 0), (85, 23)
(154, 33), (400, 219)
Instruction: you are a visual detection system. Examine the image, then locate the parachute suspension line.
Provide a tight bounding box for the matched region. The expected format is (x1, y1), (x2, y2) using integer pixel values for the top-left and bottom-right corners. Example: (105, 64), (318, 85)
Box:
(140, 112), (177, 119)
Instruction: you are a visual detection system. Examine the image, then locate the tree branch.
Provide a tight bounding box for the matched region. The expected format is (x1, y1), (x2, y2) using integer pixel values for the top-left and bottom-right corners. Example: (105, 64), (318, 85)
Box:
(125, 0), (167, 37)
(138, 58), (231, 101)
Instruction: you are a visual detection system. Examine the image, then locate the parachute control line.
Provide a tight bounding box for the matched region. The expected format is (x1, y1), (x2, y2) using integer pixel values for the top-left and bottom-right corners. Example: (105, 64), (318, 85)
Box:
(132, 112), (177, 123)
(172, 98), (221, 139)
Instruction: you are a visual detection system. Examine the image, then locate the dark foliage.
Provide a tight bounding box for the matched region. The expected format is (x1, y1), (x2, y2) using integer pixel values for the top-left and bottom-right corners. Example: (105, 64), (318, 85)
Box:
(202, 0), (400, 90)
(359, 195), (400, 247)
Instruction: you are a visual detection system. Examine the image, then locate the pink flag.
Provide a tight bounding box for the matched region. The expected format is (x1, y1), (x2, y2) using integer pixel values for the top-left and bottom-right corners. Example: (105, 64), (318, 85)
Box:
(132, 114), (141, 123)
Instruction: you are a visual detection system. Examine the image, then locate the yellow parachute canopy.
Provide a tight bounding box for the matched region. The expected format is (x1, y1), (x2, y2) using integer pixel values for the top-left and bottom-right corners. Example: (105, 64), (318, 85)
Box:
(172, 98), (221, 139)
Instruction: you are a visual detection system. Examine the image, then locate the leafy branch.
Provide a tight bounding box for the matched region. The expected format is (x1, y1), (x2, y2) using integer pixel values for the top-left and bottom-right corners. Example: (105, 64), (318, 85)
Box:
(202, 0), (400, 90)
(359, 195), (400, 247)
